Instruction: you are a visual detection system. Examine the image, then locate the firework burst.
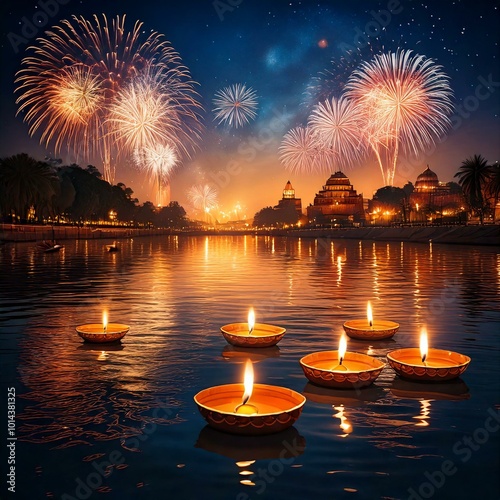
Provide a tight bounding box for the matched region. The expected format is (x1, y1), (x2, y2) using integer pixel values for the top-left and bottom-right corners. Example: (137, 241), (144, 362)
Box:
(346, 49), (453, 185)
(212, 83), (258, 128)
(15, 14), (203, 183)
(278, 126), (333, 174)
(134, 143), (178, 205)
(308, 96), (366, 170)
(187, 184), (218, 217)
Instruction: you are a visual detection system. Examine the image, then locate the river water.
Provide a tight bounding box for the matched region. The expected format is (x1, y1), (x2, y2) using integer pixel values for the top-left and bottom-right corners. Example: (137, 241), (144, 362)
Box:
(1, 235), (499, 500)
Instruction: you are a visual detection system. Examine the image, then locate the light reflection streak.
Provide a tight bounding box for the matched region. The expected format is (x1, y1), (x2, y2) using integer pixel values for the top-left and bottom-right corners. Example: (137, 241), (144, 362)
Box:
(333, 405), (353, 437)
(413, 399), (432, 427)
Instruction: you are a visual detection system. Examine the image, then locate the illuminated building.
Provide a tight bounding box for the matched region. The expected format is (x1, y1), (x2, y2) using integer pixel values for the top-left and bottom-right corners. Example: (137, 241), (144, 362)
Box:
(307, 171), (365, 225)
(409, 166), (465, 222)
(274, 180), (303, 216)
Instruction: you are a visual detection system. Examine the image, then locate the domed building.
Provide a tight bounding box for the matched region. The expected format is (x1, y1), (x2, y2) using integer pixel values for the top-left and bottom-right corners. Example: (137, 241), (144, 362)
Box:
(415, 165), (440, 190)
(307, 171), (365, 225)
(409, 166), (465, 222)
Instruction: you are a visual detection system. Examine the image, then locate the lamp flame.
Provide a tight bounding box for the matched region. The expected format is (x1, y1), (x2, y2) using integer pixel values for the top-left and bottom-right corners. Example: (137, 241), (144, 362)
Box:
(420, 327), (428, 363)
(102, 311), (108, 334)
(338, 334), (347, 366)
(242, 359), (254, 405)
(248, 308), (255, 334)
(367, 301), (373, 327)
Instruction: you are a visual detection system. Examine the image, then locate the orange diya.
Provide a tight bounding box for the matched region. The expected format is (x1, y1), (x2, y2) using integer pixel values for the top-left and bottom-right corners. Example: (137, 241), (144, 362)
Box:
(387, 327), (471, 382)
(220, 308), (286, 348)
(194, 360), (305, 435)
(76, 310), (129, 343)
(299, 333), (385, 389)
(343, 301), (399, 340)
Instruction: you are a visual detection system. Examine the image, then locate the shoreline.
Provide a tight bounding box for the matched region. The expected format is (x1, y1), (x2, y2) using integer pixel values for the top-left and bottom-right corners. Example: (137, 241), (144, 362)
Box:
(1, 224), (498, 246)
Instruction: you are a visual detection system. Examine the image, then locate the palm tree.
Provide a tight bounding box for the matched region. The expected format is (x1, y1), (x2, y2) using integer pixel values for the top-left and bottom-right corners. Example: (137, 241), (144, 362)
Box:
(0, 153), (57, 222)
(454, 154), (491, 224)
(486, 162), (500, 222)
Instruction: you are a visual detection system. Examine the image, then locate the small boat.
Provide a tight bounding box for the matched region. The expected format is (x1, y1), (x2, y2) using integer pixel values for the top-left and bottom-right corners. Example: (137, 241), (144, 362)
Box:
(106, 243), (120, 252)
(37, 240), (63, 253)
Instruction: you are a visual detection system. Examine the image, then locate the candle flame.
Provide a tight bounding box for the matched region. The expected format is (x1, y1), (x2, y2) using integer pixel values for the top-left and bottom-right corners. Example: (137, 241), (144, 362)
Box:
(242, 359), (254, 405)
(420, 327), (428, 363)
(248, 308), (255, 334)
(338, 334), (347, 365)
(367, 301), (373, 327)
(102, 311), (108, 333)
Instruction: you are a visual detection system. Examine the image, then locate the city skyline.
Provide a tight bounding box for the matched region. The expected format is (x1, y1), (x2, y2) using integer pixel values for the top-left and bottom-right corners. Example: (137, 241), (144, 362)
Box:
(0, 0), (498, 218)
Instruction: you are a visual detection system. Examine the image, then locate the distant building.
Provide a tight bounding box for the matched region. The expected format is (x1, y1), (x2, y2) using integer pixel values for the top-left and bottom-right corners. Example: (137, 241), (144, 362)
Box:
(409, 166), (465, 222)
(274, 180), (303, 216)
(307, 171), (365, 225)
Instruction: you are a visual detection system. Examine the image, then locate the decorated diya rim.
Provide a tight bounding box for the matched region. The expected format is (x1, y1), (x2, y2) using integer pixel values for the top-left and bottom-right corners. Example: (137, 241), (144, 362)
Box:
(299, 350), (386, 389)
(194, 383), (306, 435)
(76, 323), (129, 343)
(220, 322), (286, 348)
(343, 320), (399, 340)
(387, 347), (471, 382)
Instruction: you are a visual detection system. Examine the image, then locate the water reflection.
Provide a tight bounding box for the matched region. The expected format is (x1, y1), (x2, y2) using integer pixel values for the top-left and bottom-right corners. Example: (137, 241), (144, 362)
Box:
(196, 425), (306, 488)
(1, 235), (499, 499)
(195, 425), (305, 461)
(390, 378), (470, 401)
(221, 345), (281, 363)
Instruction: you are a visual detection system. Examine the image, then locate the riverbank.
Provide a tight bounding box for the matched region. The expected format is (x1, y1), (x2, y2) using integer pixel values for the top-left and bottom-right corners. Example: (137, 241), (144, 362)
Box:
(268, 224), (500, 246)
(0, 224), (173, 242)
(1, 223), (498, 246)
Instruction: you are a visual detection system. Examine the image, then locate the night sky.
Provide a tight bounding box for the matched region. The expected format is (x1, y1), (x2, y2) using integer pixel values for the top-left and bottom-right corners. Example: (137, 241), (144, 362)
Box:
(0, 0), (499, 219)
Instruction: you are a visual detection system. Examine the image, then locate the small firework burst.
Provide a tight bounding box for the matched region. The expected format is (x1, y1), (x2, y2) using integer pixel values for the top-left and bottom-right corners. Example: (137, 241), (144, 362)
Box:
(187, 184), (218, 213)
(212, 83), (258, 128)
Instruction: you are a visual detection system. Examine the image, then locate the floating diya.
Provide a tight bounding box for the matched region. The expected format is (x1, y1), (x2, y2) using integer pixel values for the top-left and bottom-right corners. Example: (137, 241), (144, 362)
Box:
(343, 301), (399, 340)
(194, 359), (306, 435)
(76, 311), (129, 343)
(220, 308), (286, 348)
(299, 333), (386, 389)
(387, 327), (471, 382)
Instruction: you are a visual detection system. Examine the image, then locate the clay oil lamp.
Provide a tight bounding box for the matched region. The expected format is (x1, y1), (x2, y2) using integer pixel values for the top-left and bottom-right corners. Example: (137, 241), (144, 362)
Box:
(194, 360), (306, 435)
(343, 301), (399, 340)
(387, 327), (471, 382)
(220, 308), (286, 348)
(76, 310), (129, 343)
(299, 333), (386, 389)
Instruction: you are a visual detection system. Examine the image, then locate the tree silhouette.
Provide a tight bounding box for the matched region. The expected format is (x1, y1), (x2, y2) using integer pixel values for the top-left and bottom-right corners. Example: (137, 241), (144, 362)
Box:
(0, 153), (57, 222)
(454, 155), (492, 224)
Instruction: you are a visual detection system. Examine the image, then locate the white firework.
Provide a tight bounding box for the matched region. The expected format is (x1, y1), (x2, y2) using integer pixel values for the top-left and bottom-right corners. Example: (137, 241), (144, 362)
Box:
(134, 143), (178, 205)
(278, 126), (333, 174)
(212, 83), (258, 128)
(308, 96), (366, 170)
(187, 184), (218, 212)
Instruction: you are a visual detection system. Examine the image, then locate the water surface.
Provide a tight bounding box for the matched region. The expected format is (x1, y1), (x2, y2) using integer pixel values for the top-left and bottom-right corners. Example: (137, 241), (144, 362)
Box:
(1, 235), (499, 499)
